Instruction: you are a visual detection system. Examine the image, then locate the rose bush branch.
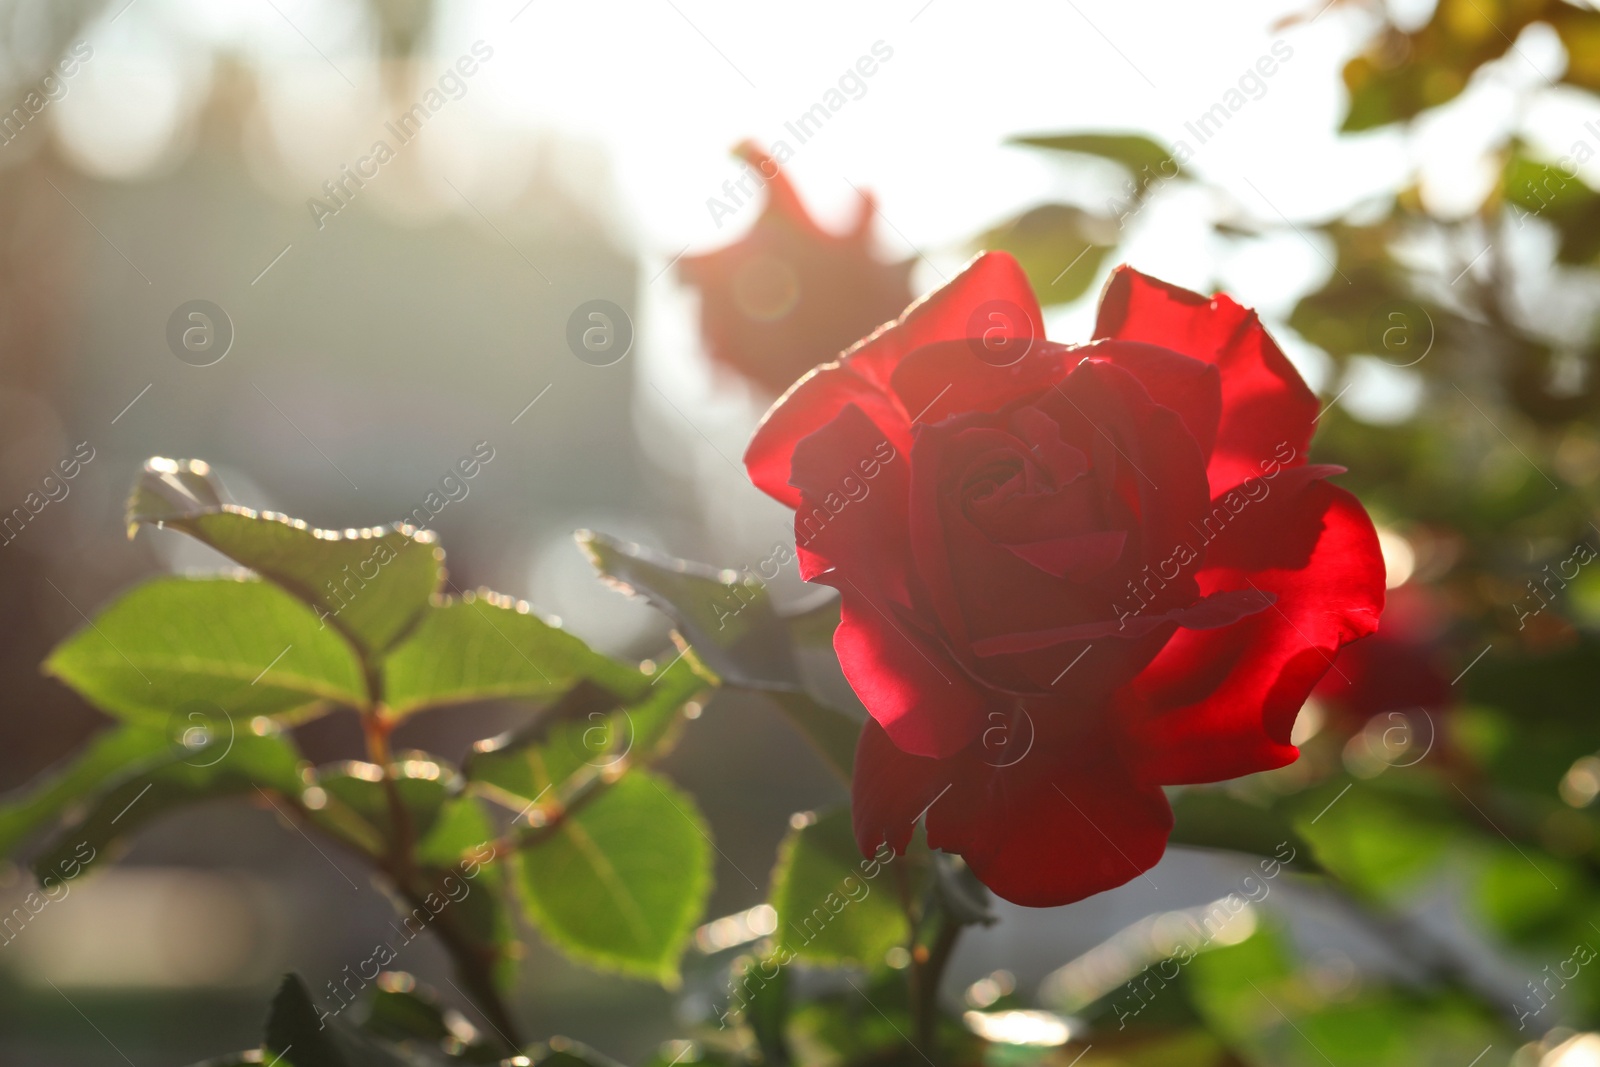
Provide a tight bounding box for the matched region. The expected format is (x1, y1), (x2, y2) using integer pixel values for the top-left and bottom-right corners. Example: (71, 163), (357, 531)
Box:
(0, 459), (720, 1062)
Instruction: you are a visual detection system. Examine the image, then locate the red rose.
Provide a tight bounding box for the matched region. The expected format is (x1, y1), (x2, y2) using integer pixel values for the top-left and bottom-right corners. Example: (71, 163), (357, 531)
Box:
(744, 252), (1385, 907)
(679, 143), (914, 396)
(1315, 584), (1453, 728)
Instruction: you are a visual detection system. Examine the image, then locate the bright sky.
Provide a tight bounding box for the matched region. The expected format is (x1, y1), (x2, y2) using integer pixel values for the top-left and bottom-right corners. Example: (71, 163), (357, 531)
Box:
(53, 0), (1405, 256)
(32, 0), (1593, 635)
(54, 0), (1580, 327)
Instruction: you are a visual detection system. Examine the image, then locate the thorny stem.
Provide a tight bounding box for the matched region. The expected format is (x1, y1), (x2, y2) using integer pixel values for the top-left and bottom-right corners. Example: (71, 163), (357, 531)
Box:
(895, 853), (964, 1058)
(893, 860), (929, 1052)
(269, 788), (526, 1052)
(358, 658), (419, 896)
(361, 704), (416, 871)
(355, 657), (524, 1053)
(317, 651), (704, 1053)
(913, 915), (962, 1053)
(391, 872), (525, 1049)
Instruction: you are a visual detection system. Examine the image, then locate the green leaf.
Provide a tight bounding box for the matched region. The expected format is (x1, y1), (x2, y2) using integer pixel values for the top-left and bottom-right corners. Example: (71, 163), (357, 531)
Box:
(785, 966), (929, 1062)
(1072, 1031), (1229, 1067)
(461, 661), (706, 988)
(769, 808), (907, 966)
(263, 973), (421, 1067)
(729, 953), (792, 1064)
(1282, 219), (1450, 363)
(1505, 147), (1597, 218)
(359, 976), (453, 1045)
(359, 974), (506, 1062)
(772, 595), (865, 781)
(1011, 131), (1182, 190)
(1472, 844), (1574, 944)
(1467, 636), (1600, 790)
(1183, 916), (1293, 1042)
(465, 656), (706, 810)
(767, 693), (860, 784)
(1340, 39), (1467, 132)
(784, 594), (861, 711)
(32, 729), (305, 882)
(516, 770), (712, 985)
(128, 458), (443, 656)
(972, 202), (1113, 307)
(974, 203), (1114, 305)
(1292, 782), (1453, 900)
(1335, 4), (1600, 133)
(195, 972), (508, 1067)
(382, 593), (648, 716)
(578, 533), (857, 778)
(45, 575), (366, 728)
(0, 725), (171, 859)
(640, 1046), (743, 1067)
(524, 1040), (628, 1066)
(434, 859), (522, 993)
(1169, 788), (1315, 870)
(578, 530), (797, 690)
(1554, 8), (1600, 99)
(414, 795), (497, 868)
(1188, 917), (1500, 1067)
(314, 759), (454, 849)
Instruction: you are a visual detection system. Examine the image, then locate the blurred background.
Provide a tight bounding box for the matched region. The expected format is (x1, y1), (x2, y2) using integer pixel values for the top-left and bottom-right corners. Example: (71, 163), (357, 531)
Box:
(7, 0), (1600, 1063)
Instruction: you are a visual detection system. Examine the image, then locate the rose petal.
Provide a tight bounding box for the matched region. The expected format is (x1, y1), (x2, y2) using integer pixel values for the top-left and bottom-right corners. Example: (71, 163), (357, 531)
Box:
(852, 717), (953, 858)
(1093, 266), (1317, 496)
(832, 594), (990, 759)
(1001, 529), (1128, 581)
(1011, 406), (1092, 484)
(1083, 340), (1222, 460)
(850, 251), (1046, 390)
(888, 339), (1075, 428)
(852, 716), (1173, 908)
(745, 252), (1042, 508)
(1030, 360), (1214, 600)
(731, 141), (818, 235)
(681, 143), (916, 397)
(948, 756), (1172, 909)
(1316, 626), (1453, 724)
(1314, 582), (1452, 725)
(746, 364), (911, 508)
(903, 360), (1214, 696)
(971, 587), (1275, 656)
(905, 414), (1124, 689)
(1125, 467), (1385, 785)
(789, 405), (988, 758)
(789, 403), (913, 603)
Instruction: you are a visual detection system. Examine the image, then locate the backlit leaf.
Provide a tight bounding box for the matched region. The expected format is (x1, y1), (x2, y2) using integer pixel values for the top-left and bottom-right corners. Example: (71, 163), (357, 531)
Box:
(516, 770), (712, 985)
(578, 530), (798, 690)
(382, 593), (647, 717)
(45, 575), (365, 728)
(128, 458), (443, 656)
(769, 808), (906, 966)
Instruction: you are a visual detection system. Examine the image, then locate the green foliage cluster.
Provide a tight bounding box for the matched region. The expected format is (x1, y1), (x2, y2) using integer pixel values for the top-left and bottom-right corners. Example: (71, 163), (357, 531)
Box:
(954, 0), (1600, 1061)
(4, 460), (720, 1058)
(19, 2), (1600, 1063)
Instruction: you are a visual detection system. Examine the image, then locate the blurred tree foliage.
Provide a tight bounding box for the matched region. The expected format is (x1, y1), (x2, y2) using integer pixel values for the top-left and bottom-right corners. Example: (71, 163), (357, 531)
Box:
(967, 0), (1600, 1062)
(18, 0), (1600, 1063)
